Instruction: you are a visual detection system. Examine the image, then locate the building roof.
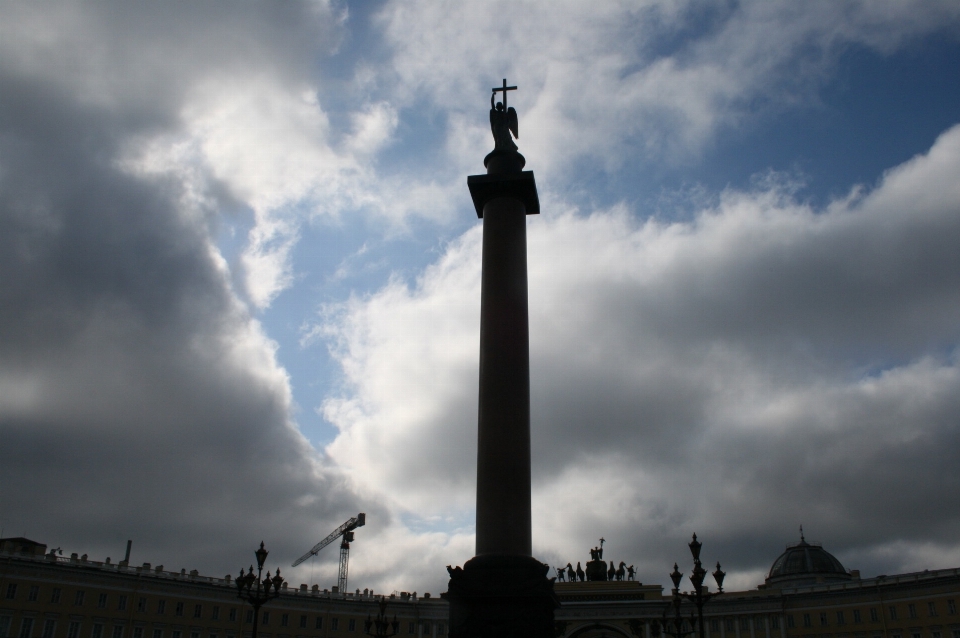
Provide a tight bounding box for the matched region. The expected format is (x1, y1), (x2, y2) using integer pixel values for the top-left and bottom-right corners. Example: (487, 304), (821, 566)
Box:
(766, 538), (851, 587)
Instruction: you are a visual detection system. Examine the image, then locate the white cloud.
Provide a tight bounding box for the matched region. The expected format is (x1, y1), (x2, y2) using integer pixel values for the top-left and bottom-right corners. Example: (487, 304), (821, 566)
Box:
(317, 123), (960, 587)
(378, 0), (960, 176)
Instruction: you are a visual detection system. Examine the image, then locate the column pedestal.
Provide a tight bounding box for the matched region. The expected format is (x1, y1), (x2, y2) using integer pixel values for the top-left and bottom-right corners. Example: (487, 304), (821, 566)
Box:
(446, 555), (556, 638)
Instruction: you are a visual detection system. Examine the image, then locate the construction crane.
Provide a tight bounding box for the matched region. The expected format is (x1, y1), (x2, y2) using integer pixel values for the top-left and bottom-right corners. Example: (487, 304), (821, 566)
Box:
(292, 513), (365, 593)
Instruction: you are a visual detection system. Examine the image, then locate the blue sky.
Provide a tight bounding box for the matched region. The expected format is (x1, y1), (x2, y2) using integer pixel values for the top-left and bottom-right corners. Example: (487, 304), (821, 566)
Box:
(2, 1), (960, 596)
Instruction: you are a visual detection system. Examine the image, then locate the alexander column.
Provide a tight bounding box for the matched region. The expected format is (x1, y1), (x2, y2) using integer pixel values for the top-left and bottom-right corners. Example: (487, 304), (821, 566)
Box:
(446, 80), (556, 638)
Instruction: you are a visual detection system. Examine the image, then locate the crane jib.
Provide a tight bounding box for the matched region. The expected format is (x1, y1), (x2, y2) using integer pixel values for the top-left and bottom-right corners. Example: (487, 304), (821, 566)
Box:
(291, 513), (366, 567)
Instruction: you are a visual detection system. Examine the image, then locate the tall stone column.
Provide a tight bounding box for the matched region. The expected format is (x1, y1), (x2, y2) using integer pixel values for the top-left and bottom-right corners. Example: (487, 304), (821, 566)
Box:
(446, 82), (556, 638)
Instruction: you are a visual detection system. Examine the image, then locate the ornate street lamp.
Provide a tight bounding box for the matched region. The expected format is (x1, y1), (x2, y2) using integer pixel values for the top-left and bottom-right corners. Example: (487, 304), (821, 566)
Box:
(236, 542), (285, 638)
(666, 534), (725, 638)
(364, 597), (400, 638)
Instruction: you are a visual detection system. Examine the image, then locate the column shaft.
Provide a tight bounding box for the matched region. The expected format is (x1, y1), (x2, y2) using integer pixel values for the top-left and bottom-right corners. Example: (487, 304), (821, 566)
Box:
(475, 194), (531, 557)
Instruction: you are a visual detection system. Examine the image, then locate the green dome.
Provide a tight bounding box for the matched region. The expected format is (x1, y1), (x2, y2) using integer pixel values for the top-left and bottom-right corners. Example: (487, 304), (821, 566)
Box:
(765, 539), (851, 587)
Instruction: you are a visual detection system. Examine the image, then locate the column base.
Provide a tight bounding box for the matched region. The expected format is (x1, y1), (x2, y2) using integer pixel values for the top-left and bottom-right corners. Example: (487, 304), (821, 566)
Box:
(446, 555), (558, 638)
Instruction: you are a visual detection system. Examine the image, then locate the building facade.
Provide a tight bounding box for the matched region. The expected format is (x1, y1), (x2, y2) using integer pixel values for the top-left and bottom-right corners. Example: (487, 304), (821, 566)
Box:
(2, 538), (958, 638)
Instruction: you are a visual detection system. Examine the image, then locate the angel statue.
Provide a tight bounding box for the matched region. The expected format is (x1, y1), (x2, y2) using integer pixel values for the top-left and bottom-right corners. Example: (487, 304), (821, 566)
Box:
(490, 91), (518, 152)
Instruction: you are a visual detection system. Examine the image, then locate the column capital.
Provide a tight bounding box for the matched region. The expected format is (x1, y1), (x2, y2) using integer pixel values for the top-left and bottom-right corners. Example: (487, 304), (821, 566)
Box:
(467, 171), (540, 218)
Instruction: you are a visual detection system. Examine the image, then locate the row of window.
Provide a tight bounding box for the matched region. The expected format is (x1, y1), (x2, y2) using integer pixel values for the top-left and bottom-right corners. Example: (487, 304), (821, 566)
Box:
(784, 600), (958, 629)
(4, 586), (240, 623)
(891, 630), (960, 638)
(0, 618), (445, 638)
(246, 614), (443, 635)
(708, 617), (781, 633)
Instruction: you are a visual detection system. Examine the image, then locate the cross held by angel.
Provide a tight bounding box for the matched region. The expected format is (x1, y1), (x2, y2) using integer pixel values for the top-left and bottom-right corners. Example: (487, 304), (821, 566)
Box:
(490, 78), (519, 152)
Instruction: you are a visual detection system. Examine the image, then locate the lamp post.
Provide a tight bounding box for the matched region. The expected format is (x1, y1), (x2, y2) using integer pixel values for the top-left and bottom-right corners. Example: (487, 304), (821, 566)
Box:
(236, 542), (285, 638)
(364, 597), (400, 638)
(666, 534), (725, 638)
(662, 563), (697, 638)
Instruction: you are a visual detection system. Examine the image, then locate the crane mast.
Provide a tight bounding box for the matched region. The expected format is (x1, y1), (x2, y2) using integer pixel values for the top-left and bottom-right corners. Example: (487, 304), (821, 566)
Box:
(338, 531), (354, 593)
(292, 513), (365, 592)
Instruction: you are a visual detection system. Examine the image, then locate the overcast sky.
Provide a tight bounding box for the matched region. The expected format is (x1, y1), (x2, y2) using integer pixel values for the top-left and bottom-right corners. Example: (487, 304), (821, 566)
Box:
(2, 0), (960, 597)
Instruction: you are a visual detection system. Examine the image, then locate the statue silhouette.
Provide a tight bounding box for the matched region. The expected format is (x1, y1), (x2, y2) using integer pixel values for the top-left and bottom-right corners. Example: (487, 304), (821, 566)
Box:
(489, 92), (518, 152)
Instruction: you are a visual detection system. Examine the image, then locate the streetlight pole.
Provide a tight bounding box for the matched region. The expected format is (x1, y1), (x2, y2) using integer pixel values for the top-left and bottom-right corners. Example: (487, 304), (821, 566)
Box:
(669, 534), (726, 638)
(662, 563), (697, 638)
(236, 542), (285, 638)
(364, 597), (400, 638)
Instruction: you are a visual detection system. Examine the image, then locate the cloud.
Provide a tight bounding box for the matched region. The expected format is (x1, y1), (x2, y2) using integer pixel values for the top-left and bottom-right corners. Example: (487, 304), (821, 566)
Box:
(318, 123), (960, 590)
(3, 0), (960, 600)
(0, 0), (370, 581)
(377, 0), (960, 176)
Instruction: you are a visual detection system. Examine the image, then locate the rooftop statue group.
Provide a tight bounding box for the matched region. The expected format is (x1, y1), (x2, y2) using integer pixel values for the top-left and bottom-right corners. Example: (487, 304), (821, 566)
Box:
(554, 539), (636, 583)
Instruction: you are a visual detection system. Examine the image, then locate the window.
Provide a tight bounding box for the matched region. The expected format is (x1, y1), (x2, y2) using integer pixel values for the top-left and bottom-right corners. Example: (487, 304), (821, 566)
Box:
(153, 631), (163, 638)
(19, 618), (33, 638)
(157, 601), (165, 615)
(99, 594), (108, 609)
(348, 619), (356, 632)
(0, 616), (11, 638)
(92, 624), (103, 638)
(755, 617), (764, 630)
(803, 614), (812, 628)
(75, 591), (85, 606)
(820, 612), (828, 626)
(51, 589), (62, 604)
(42, 621), (56, 638)
(331, 619), (339, 631)
(245, 612), (253, 624)
(740, 618), (749, 631)
(132, 629), (142, 638)
(172, 632), (181, 638)
(281, 615), (288, 628)
(771, 616), (779, 630)
(422, 624), (430, 635)
(28, 587), (39, 602)
(911, 633), (920, 638)
(118, 596), (127, 612)
(112, 627), (123, 638)
(787, 615), (795, 629)
(299, 617), (307, 629)
(6, 585), (17, 600)
(138, 599), (146, 614)
(437, 623), (444, 636)
(190, 632), (199, 638)
(175, 603), (183, 617)
(837, 611), (845, 625)
(870, 608), (879, 622)
(889, 606), (898, 621)
(261, 613), (269, 626)
(711, 621), (720, 632)
(229, 610), (236, 623)
(212, 607), (220, 622)
(407, 622), (415, 635)
(193, 604), (202, 619)
(316, 618), (323, 630)
(854, 610), (862, 623)
(933, 633), (941, 638)
(67, 623), (80, 638)
(908, 604), (917, 619)
(725, 620), (734, 632)
(948, 600), (957, 615)
(929, 602), (938, 617)
(209, 634), (217, 638)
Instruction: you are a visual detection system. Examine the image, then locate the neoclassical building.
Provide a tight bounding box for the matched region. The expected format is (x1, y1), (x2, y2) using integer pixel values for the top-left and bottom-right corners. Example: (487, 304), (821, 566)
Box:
(2, 537), (958, 638)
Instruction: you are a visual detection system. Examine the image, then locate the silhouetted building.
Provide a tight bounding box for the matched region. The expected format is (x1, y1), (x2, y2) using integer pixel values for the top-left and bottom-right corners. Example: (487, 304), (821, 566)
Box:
(2, 537), (958, 638)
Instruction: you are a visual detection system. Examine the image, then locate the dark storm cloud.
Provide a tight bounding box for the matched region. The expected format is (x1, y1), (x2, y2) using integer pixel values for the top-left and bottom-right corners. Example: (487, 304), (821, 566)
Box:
(0, 0), (370, 577)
